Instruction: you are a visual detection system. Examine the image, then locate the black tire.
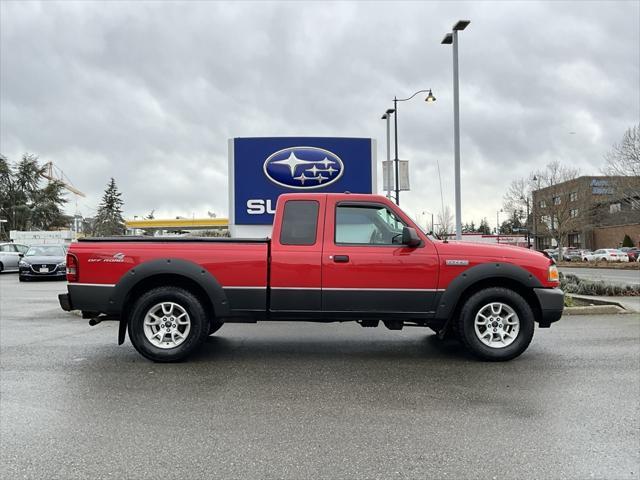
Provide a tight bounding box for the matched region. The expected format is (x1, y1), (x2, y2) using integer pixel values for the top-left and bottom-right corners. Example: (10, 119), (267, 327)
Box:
(128, 286), (209, 362)
(0, 262), (3, 273)
(18, 276), (26, 282)
(457, 287), (535, 361)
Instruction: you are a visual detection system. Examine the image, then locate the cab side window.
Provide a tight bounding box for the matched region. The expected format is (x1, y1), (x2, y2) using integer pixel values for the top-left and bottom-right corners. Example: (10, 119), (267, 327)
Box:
(335, 204), (406, 245)
(0, 244), (15, 253)
(280, 200), (319, 246)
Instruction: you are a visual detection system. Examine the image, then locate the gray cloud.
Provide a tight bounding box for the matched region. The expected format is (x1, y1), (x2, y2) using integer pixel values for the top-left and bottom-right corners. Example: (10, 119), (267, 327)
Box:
(1, 0), (638, 226)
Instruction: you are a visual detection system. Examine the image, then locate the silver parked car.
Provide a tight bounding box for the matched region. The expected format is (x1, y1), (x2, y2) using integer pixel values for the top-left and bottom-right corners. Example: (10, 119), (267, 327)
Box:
(0, 242), (30, 272)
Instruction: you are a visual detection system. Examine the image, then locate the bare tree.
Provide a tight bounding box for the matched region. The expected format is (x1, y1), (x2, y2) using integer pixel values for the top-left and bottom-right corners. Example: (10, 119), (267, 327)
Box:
(601, 124), (640, 212)
(436, 205), (454, 238)
(502, 176), (531, 218)
(534, 161), (580, 257)
(603, 124), (640, 177)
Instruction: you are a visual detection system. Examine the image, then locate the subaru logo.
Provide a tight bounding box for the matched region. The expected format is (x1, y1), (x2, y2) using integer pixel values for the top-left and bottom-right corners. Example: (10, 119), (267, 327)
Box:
(263, 146), (344, 190)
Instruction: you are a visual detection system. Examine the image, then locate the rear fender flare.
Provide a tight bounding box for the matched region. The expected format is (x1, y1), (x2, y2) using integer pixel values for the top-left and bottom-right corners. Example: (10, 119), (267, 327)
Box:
(110, 258), (230, 344)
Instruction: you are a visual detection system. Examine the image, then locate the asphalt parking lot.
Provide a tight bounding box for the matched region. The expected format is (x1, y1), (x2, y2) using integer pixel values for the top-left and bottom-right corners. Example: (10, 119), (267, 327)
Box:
(1, 273), (639, 480)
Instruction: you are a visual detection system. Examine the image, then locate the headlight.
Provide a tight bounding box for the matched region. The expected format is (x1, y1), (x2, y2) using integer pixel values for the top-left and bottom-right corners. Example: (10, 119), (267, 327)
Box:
(548, 264), (559, 282)
(19, 261), (29, 267)
(57, 262), (66, 268)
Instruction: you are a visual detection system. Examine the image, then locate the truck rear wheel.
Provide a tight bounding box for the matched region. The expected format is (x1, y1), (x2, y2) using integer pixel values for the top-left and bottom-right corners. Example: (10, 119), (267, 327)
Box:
(128, 286), (209, 362)
(457, 287), (534, 361)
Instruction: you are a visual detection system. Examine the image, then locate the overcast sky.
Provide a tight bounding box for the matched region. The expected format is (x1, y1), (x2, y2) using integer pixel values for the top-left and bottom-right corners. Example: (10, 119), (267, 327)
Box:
(1, 0), (639, 229)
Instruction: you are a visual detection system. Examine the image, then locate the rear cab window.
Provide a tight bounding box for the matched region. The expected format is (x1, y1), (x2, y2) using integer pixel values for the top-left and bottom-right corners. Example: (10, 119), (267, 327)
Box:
(279, 200), (320, 246)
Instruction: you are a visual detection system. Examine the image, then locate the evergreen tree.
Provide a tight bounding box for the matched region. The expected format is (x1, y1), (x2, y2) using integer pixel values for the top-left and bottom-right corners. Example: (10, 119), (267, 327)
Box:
(622, 234), (634, 248)
(0, 153), (67, 237)
(478, 218), (492, 235)
(93, 178), (125, 236)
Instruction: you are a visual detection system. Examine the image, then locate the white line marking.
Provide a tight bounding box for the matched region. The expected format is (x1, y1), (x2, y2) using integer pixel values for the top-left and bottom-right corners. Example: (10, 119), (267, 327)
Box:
(72, 283), (116, 288)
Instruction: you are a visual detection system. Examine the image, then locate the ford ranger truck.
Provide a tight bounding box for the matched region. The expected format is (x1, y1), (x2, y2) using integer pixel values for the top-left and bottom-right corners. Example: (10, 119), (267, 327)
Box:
(59, 193), (563, 362)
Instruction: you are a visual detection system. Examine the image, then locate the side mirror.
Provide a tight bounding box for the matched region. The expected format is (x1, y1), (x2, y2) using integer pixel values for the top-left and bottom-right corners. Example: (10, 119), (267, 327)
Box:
(402, 226), (421, 247)
(18, 253), (24, 258)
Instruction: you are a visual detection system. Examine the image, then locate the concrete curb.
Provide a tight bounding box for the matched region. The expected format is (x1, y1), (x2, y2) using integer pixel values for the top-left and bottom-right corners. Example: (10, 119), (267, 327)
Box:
(568, 294), (635, 310)
(563, 305), (628, 315)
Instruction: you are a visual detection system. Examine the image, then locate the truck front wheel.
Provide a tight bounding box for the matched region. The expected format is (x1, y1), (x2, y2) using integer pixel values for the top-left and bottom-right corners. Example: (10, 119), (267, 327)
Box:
(128, 286), (209, 362)
(457, 287), (535, 361)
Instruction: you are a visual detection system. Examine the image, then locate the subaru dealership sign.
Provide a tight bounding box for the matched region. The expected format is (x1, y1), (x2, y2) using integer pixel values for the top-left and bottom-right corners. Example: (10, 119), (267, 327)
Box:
(229, 137), (376, 235)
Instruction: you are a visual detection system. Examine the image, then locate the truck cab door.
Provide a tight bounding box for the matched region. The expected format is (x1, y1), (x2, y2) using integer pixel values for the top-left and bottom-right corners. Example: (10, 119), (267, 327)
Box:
(269, 196), (325, 313)
(321, 198), (440, 315)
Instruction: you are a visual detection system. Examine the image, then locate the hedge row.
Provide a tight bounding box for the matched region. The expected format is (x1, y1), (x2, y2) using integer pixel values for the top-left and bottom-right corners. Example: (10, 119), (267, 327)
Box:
(559, 273), (640, 297)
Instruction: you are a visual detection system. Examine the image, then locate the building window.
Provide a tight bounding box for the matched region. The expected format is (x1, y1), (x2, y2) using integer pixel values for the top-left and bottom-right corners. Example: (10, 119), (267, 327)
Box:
(553, 196), (561, 205)
(539, 200), (546, 208)
(568, 233), (581, 247)
(570, 209), (579, 218)
(609, 203), (621, 213)
(570, 192), (578, 202)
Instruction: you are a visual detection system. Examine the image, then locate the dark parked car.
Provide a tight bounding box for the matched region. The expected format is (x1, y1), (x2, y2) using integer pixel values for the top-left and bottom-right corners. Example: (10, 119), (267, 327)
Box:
(620, 247), (639, 262)
(19, 245), (67, 281)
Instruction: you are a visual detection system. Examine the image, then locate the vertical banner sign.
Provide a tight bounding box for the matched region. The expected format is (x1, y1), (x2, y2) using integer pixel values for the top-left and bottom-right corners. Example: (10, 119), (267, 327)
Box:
(230, 137), (376, 225)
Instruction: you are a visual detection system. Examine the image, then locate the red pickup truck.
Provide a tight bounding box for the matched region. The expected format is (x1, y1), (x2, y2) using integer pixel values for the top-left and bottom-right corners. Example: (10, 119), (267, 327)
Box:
(59, 193), (563, 362)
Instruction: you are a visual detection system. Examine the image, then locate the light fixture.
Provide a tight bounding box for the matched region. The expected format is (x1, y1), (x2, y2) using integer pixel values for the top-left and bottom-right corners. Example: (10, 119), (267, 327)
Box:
(441, 33), (453, 45)
(453, 20), (471, 31)
(425, 90), (436, 102)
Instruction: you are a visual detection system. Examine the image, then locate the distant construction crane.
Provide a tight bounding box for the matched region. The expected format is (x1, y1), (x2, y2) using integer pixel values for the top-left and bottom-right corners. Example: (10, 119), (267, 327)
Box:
(40, 161), (86, 198)
(40, 161), (87, 234)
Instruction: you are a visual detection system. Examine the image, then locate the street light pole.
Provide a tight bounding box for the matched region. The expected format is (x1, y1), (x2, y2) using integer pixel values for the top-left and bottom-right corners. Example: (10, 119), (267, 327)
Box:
(532, 175), (540, 249)
(381, 109), (395, 200)
(442, 20), (470, 240)
(496, 208), (503, 234)
(386, 89), (436, 206)
(393, 97), (400, 205)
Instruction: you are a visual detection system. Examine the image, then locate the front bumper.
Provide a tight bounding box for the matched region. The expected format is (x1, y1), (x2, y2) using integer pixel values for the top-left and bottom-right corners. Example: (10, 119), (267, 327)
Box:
(20, 265), (66, 278)
(534, 287), (564, 328)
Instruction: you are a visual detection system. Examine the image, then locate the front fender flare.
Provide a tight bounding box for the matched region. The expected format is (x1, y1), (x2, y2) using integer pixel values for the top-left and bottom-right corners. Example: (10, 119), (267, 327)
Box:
(435, 262), (543, 321)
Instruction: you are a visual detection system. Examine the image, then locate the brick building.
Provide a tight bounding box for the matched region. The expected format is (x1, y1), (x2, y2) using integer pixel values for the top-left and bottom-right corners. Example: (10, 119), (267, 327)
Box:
(531, 176), (640, 250)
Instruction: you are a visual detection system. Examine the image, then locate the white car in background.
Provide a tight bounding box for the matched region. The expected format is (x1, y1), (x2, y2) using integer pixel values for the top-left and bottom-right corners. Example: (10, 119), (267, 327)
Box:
(580, 250), (595, 261)
(0, 242), (30, 272)
(592, 249), (629, 262)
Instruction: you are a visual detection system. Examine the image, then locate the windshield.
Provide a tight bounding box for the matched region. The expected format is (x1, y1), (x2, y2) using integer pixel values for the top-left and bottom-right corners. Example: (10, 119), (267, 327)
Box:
(25, 246), (65, 257)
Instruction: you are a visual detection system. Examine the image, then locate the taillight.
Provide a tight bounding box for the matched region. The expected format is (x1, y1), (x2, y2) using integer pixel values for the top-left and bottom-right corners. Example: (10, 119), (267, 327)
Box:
(66, 253), (78, 282)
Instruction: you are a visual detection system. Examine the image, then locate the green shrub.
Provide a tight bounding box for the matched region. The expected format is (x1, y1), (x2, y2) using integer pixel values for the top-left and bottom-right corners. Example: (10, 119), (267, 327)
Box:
(622, 234), (634, 248)
(559, 272), (640, 296)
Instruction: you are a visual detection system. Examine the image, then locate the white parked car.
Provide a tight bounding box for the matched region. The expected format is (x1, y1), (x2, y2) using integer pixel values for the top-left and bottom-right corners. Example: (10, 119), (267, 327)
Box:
(592, 249), (629, 262)
(580, 250), (595, 261)
(0, 242), (30, 272)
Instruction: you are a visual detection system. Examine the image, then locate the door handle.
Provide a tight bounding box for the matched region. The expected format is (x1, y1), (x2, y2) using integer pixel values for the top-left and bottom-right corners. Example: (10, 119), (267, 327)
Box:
(333, 255), (349, 263)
